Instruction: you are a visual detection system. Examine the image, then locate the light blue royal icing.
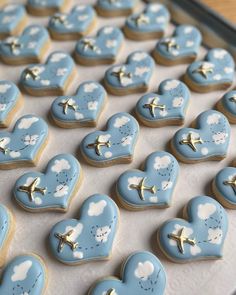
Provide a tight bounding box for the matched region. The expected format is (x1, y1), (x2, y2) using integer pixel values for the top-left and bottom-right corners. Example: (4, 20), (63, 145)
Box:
(154, 25), (202, 62)
(186, 48), (235, 87)
(104, 51), (154, 91)
(0, 81), (21, 126)
(89, 251), (166, 295)
(0, 254), (46, 295)
(75, 26), (123, 61)
(172, 110), (230, 162)
(117, 151), (179, 209)
(48, 5), (96, 36)
(125, 3), (170, 35)
(20, 51), (75, 92)
(81, 112), (139, 165)
(0, 25), (49, 60)
(14, 154), (81, 212)
(0, 205), (11, 251)
(27, 0), (64, 9)
(135, 79), (190, 125)
(0, 114), (48, 166)
(96, 0), (135, 13)
(218, 90), (236, 121)
(158, 196), (228, 262)
(51, 81), (106, 126)
(49, 194), (119, 265)
(0, 4), (26, 36)
(214, 167), (236, 208)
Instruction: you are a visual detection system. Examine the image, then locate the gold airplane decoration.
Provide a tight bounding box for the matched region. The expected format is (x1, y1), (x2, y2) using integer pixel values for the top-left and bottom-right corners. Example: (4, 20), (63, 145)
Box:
(4, 38), (21, 53)
(179, 133), (203, 152)
(106, 289), (116, 295)
(111, 67), (132, 84)
(51, 14), (67, 24)
(168, 227), (196, 254)
(130, 177), (156, 201)
(192, 63), (214, 79)
(229, 94), (236, 103)
(24, 67), (41, 80)
(224, 176), (236, 194)
(82, 39), (98, 51)
(18, 177), (46, 202)
(0, 138), (9, 154)
(54, 229), (79, 253)
(143, 97), (165, 117)
(58, 99), (78, 114)
(133, 14), (150, 26)
(161, 39), (179, 52)
(87, 136), (111, 156)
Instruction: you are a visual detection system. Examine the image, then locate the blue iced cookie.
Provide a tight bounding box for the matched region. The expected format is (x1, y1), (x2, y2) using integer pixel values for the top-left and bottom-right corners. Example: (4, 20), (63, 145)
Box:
(14, 154), (82, 212)
(89, 251), (166, 295)
(0, 205), (14, 267)
(49, 194), (119, 265)
(171, 110), (230, 163)
(0, 114), (48, 169)
(20, 51), (75, 96)
(75, 26), (124, 66)
(212, 167), (236, 209)
(0, 25), (50, 65)
(27, 0), (68, 16)
(0, 81), (23, 128)
(0, 4), (27, 39)
(153, 24), (202, 65)
(184, 48), (235, 92)
(0, 254), (47, 294)
(104, 51), (154, 95)
(51, 81), (107, 128)
(116, 151), (179, 210)
(96, 0), (135, 17)
(48, 4), (96, 41)
(124, 3), (170, 40)
(135, 79), (190, 127)
(80, 112), (139, 167)
(217, 90), (236, 124)
(158, 196), (228, 263)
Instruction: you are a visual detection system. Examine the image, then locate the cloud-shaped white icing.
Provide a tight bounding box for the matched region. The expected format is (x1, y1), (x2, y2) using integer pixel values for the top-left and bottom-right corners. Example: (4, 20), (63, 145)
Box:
(213, 49), (227, 59)
(24, 135), (39, 146)
(190, 244), (201, 256)
(18, 117), (39, 129)
(9, 151), (21, 158)
(73, 251), (84, 259)
(83, 82), (98, 93)
(98, 134), (111, 142)
(0, 83), (11, 93)
(164, 80), (180, 91)
(54, 184), (69, 197)
(207, 113), (221, 125)
(132, 52), (148, 62)
(201, 147), (208, 155)
(197, 203), (216, 220)
(11, 260), (32, 282)
(134, 66), (149, 77)
(208, 228), (223, 245)
(64, 223), (83, 241)
(149, 196), (158, 203)
(51, 159), (71, 173)
(106, 39), (117, 48)
(121, 136), (132, 146)
(95, 226), (111, 242)
(134, 261), (154, 281)
(88, 101), (98, 111)
(161, 181), (173, 190)
(212, 132), (228, 145)
(154, 155), (171, 170)
(50, 52), (67, 63)
(103, 27), (114, 34)
(128, 176), (142, 190)
(88, 200), (107, 216)
(104, 151), (112, 158)
(149, 3), (162, 12)
(113, 116), (130, 128)
(172, 97), (184, 108)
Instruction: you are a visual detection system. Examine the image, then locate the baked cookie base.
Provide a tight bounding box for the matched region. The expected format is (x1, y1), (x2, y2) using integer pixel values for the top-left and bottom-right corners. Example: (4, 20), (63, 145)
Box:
(0, 39), (51, 65)
(103, 79), (148, 96)
(27, 0), (68, 16)
(74, 52), (117, 66)
(212, 179), (236, 209)
(216, 100), (236, 124)
(0, 15), (28, 39)
(152, 50), (197, 66)
(123, 26), (164, 41)
(96, 6), (133, 17)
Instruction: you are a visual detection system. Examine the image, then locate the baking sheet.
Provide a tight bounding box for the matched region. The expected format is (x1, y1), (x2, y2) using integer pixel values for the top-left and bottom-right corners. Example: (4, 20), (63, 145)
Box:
(1, 1), (236, 294)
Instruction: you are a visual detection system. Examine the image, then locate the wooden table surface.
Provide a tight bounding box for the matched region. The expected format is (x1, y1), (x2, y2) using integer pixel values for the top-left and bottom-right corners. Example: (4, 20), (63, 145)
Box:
(202, 0), (236, 24)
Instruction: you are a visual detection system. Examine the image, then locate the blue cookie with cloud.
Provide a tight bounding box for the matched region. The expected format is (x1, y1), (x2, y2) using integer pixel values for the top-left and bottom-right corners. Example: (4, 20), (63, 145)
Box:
(81, 112), (139, 167)
(136, 79), (190, 127)
(117, 151), (179, 210)
(27, 0), (67, 16)
(96, 0), (135, 17)
(49, 194), (119, 265)
(158, 196), (228, 262)
(217, 90), (236, 124)
(51, 81), (107, 128)
(171, 110), (230, 163)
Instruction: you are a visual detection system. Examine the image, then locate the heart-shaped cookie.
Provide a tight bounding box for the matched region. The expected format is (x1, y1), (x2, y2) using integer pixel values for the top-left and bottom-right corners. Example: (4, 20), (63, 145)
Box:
(104, 51), (154, 95)
(14, 154), (82, 212)
(89, 251), (166, 295)
(0, 205), (14, 267)
(0, 254), (47, 294)
(74, 26), (124, 66)
(117, 151), (179, 210)
(184, 48), (235, 92)
(153, 24), (202, 65)
(217, 90), (236, 124)
(0, 114), (48, 169)
(0, 81), (23, 128)
(27, 0), (68, 16)
(96, 0), (135, 17)
(49, 194), (119, 265)
(212, 167), (236, 209)
(51, 81), (107, 128)
(171, 110), (230, 163)
(48, 4), (96, 40)
(81, 112), (139, 167)
(124, 3), (170, 40)
(158, 196), (228, 262)
(0, 4), (27, 39)
(135, 79), (190, 127)
(20, 51), (76, 96)
(0, 25), (50, 65)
